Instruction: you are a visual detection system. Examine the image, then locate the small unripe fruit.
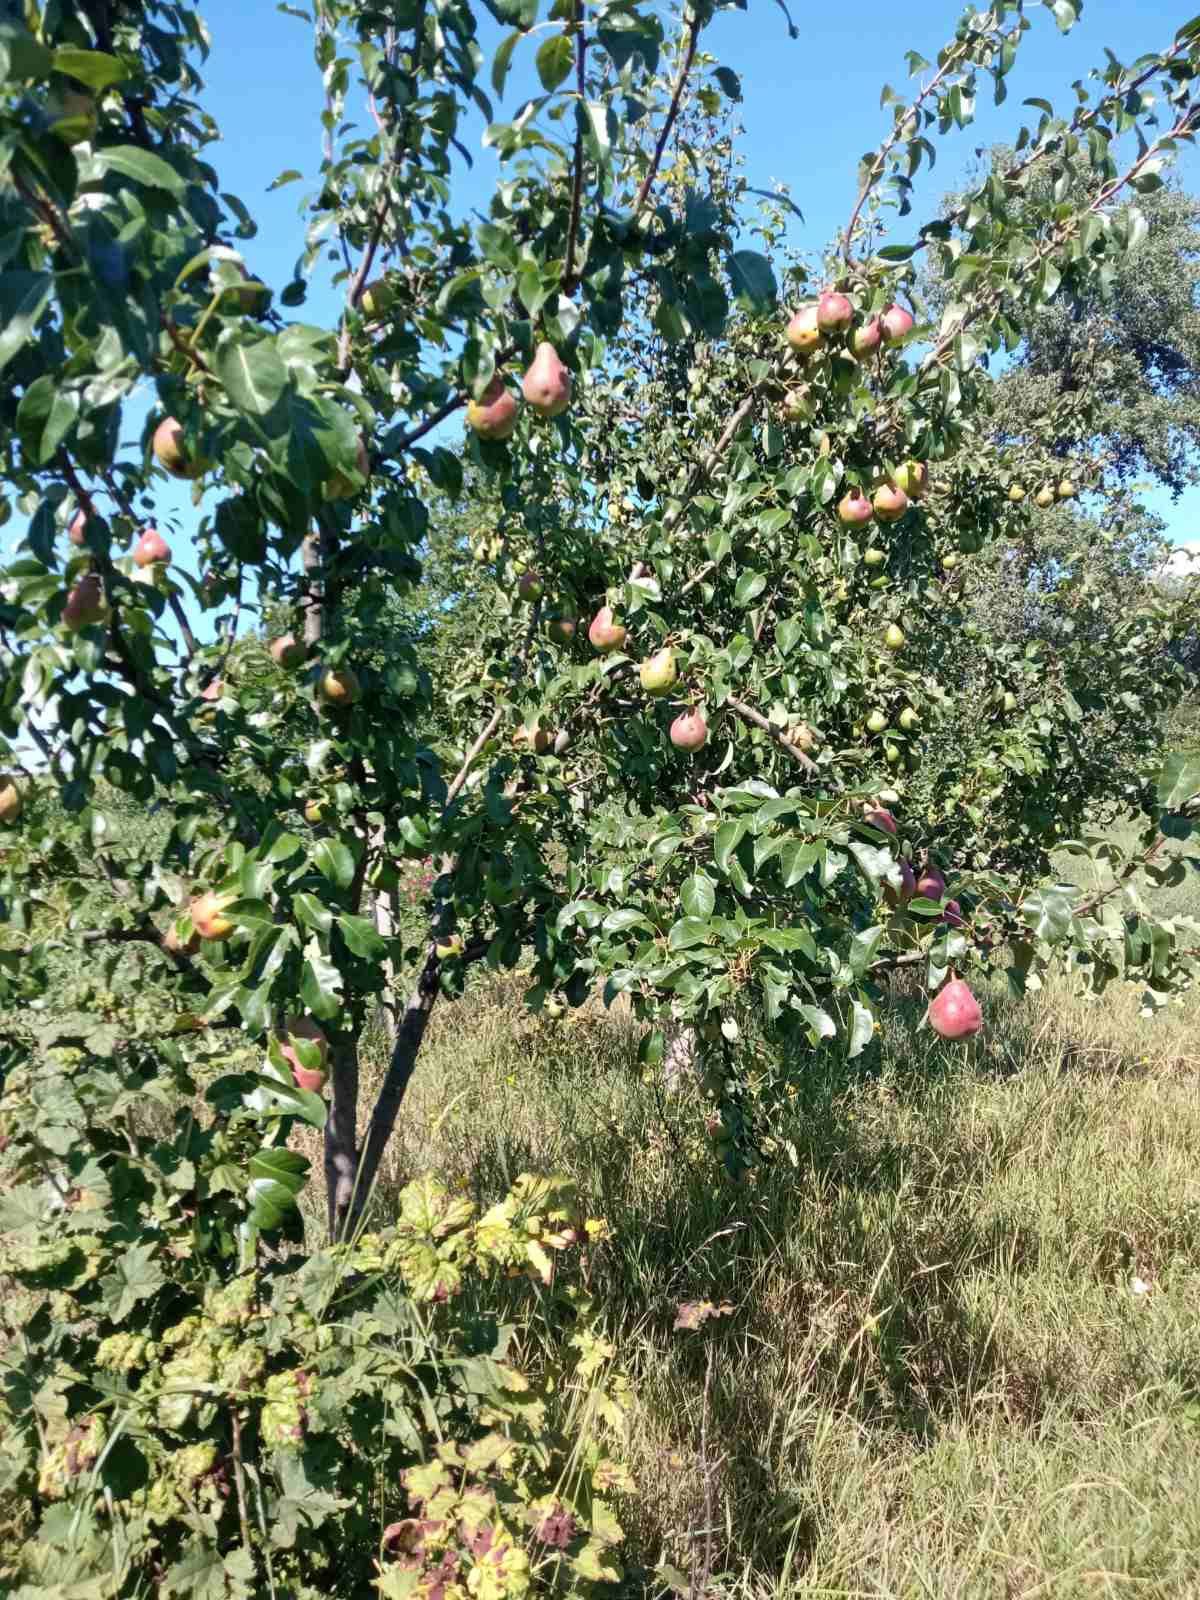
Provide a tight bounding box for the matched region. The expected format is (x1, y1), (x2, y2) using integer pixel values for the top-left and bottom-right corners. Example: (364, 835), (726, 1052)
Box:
(466, 377), (520, 440)
(863, 547), (886, 567)
(640, 647), (677, 697)
(0, 778), (22, 824)
(837, 489), (873, 528)
(152, 417), (202, 480)
(885, 742), (902, 765)
(942, 551), (960, 570)
(322, 436), (370, 500)
(190, 889), (237, 940)
(1003, 690), (1017, 712)
(304, 799), (324, 824)
(522, 341), (571, 417)
(269, 634), (305, 670)
(546, 614), (577, 646)
(880, 304), (915, 342)
(893, 460), (929, 500)
(516, 572), (543, 604)
(816, 290), (853, 332)
(133, 527), (170, 568)
(588, 606), (626, 653)
(318, 666), (361, 708)
(1057, 478), (1076, 500)
(785, 303), (821, 354)
(543, 999), (565, 1020)
(1008, 483), (1027, 503)
(866, 710), (888, 734)
(873, 483), (909, 523)
(884, 623), (905, 650)
(359, 277), (394, 318)
(898, 707), (919, 731)
(851, 318), (882, 356)
(928, 978), (983, 1040)
(670, 709), (708, 751)
(942, 899), (965, 929)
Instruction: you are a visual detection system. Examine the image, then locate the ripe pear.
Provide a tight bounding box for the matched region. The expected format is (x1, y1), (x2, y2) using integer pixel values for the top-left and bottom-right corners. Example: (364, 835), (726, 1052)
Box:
(851, 318), (882, 357)
(915, 864), (946, 902)
(884, 623), (905, 650)
(863, 807), (897, 835)
(190, 890), (237, 940)
(435, 933), (464, 959)
(1008, 483), (1026, 503)
(1056, 478), (1076, 500)
(892, 460), (928, 500)
(942, 551), (959, 570)
(269, 633), (305, 670)
(639, 647), (677, 698)
(163, 919), (201, 957)
(521, 342), (571, 418)
(63, 574), (107, 631)
(516, 572), (543, 604)
(863, 547), (887, 567)
(152, 416), (203, 480)
(0, 777), (22, 824)
(883, 859), (916, 907)
(359, 277), (394, 318)
(1034, 485), (1056, 509)
(898, 707), (919, 731)
(785, 303), (821, 354)
(318, 666), (361, 708)
(866, 710), (888, 734)
(670, 709), (708, 752)
(942, 899), (965, 929)
(278, 1016), (329, 1093)
(199, 678), (224, 702)
(466, 377), (520, 440)
(837, 489), (873, 528)
(546, 614), (577, 646)
(816, 290), (853, 332)
(928, 978), (982, 1039)
(880, 304), (915, 341)
(873, 483), (909, 523)
(515, 726), (552, 755)
(132, 527), (170, 567)
(588, 606), (626, 653)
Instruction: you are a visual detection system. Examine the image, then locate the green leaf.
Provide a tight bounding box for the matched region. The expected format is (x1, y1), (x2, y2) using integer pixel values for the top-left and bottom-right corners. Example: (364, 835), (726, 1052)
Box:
(301, 944), (343, 1019)
(681, 873), (715, 919)
(776, 618), (801, 657)
(339, 914), (387, 957)
(1022, 885), (1075, 945)
(16, 374), (78, 465)
(247, 1073), (327, 1130)
(779, 840), (818, 888)
(848, 925), (884, 975)
(726, 250), (777, 311)
(846, 998), (875, 1059)
(714, 820), (746, 875)
(215, 336), (289, 417)
(248, 1147), (310, 1229)
(733, 570), (767, 607)
(535, 31), (573, 91)
(492, 29), (521, 95)
(95, 145), (186, 198)
(0, 271), (52, 376)
(668, 917), (710, 951)
(601, 908), (647, 933)
(52, 46), (128, 90)
(293, 892), (333, 934)
(1156, 752), (1200, 812)
(313, 838), (355, 889)
(99, 1242), (165, 1323)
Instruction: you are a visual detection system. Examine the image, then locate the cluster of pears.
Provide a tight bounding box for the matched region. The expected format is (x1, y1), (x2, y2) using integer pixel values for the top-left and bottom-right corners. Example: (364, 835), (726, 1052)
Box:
(465, 342), (573, 440)
(836, 456), (928, 533)
(785, 290), (915, 363)
(1008, 476), (1077, 509)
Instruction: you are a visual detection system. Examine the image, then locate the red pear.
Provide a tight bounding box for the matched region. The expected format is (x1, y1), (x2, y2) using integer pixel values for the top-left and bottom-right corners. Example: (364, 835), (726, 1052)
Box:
(0, 778), (23, 825)
(522, 341), (571, 418)
(63, 574), (107, 631)
(199, 678), (224, 702)
(928, 978), (982, 1039)
(152, 416), (203, 480)
(884, 859), (916, 907)
(133, 527), (170, 568)
(816, 290), (853, 333)
(942, 898), (965, 928)
(863, 807), (897, 836)
(880, 304), (915, 342)
(318, 666), (361, 708)
(466, 377), (520, 440)
(269, 634), (305, 670)
(277, 1015), (329, 1093)
(837, 489), (873, 528)
(872, 483), (909, 524)
(785, 303), (821, 354)
(546, 614), (577, 646)
(190, 889), (237, 940)
(68, 510), (89, 547)
(915, 865), (946, 902)
(851, 318), (882, 356)
(588, 606), (626, 653)
(670, 710), (708, 752)
(516, 572), (543, 604)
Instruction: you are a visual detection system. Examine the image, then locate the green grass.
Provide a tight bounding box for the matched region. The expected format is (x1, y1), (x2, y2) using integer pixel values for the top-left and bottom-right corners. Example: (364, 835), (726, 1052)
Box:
(309, 904), (1200, 1598)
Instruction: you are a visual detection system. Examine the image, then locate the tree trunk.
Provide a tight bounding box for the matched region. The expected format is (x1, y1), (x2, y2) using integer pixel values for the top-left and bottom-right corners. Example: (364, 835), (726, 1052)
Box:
(325, 1032), (361, 1241)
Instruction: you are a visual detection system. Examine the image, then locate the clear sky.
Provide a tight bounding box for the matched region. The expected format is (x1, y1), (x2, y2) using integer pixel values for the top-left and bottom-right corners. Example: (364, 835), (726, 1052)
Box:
(82, 0), (1200, 585)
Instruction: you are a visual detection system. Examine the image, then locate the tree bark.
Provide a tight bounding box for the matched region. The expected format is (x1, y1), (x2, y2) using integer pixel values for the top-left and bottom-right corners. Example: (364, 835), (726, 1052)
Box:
(325, 1032), (361, 1241)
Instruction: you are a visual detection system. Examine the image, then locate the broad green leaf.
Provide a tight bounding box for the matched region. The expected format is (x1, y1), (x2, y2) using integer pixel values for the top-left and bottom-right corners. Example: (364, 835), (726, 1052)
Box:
(846, 998), (875, 1059)
(668, 917), (710, 951)
(339, 914), (388, 957)
(95, 145), (186, 197)
(726, 250), (777, 310)
(313, 838), (355, 889)
(535, 31), (573, 91)
(215, 336), (289, 417)
(0, 271), (52, 376)
(1156, 752), (1200, 812)
(713, 820), (746, 875)
(681, 873), (715, 919)
(52, 47), (128, 90)
(1022, 885), (1076, 944)
(248, 1147), (310, 1229)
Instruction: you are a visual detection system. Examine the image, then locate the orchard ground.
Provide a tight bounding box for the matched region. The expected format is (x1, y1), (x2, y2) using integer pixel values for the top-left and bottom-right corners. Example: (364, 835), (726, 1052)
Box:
(279, 825), (1200, 1599)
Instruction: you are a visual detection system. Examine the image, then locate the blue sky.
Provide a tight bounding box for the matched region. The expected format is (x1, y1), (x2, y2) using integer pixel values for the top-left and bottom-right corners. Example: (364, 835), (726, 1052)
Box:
(95, 0), (1200, 588)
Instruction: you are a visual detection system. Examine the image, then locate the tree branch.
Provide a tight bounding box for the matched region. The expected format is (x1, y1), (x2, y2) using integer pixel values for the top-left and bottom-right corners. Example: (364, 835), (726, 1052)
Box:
(724, 698), (819, 775)
(631, 12), (701, 219)
(562, 3), (588, 294)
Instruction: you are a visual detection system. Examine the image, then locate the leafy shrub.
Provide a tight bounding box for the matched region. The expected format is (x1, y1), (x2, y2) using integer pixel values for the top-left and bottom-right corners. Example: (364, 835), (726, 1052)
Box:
(0, 1038), (629, 1599)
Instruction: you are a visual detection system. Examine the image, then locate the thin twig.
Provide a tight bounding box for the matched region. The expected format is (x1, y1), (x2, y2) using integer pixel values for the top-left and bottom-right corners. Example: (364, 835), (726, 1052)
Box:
(631, 12), (701, 219)
(562, 3), (588, 293)
(724, 698), (818, 775)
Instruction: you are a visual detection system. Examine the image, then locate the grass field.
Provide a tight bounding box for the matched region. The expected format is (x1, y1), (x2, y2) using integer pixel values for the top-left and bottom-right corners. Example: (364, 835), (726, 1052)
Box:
(301, 828), (1200, 1599)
